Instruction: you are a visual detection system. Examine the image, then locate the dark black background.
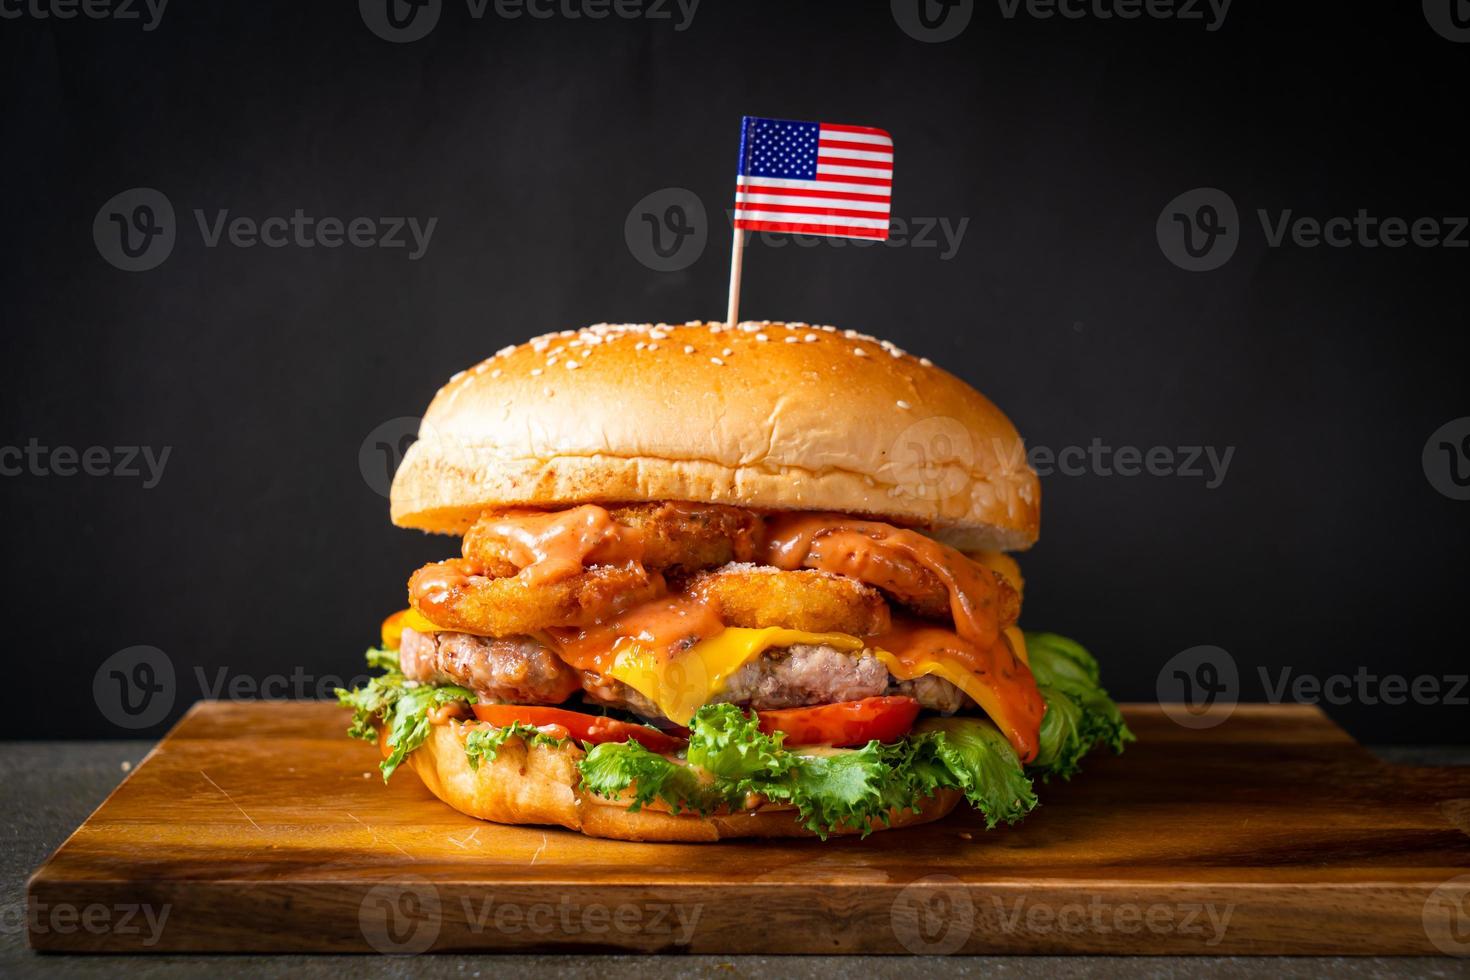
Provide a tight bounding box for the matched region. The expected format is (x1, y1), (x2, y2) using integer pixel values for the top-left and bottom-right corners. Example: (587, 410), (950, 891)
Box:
(2, 1), (1466, 742)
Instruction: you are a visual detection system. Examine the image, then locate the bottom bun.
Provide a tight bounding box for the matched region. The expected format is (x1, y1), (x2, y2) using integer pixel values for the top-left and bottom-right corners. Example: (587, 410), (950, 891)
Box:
(393, 721), (963, 842)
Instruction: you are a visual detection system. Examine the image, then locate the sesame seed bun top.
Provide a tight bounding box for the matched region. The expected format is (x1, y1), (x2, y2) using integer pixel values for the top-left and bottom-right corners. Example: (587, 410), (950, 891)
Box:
(389, 321), (1040, 551)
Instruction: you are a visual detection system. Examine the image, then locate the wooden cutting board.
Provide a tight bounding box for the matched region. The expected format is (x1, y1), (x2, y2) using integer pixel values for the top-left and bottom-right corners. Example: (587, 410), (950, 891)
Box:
(26, 701), (1470, 955)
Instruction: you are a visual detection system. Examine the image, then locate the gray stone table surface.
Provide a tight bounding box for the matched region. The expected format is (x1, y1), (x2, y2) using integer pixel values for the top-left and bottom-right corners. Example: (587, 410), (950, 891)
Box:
(3, 740), (1468, 979)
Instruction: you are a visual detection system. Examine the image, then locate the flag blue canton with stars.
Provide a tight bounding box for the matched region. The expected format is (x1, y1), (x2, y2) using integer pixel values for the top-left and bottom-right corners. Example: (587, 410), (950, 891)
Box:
(738, 118), (821, 180)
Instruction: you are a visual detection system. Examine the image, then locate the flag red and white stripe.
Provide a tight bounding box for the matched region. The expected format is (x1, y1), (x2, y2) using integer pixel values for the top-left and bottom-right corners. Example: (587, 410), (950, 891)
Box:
(733, 118), (893, 241)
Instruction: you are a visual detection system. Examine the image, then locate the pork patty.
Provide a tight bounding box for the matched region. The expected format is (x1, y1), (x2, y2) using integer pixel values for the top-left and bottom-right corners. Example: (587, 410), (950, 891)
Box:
(398, 628), (581, 704)
(401, 629), (973, 720)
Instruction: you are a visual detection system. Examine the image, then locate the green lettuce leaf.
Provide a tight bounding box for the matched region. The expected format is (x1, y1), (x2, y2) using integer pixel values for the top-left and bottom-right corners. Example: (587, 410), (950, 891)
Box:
(463, 722), (567, 769)
(771, 743), (890, 837)
(1025, 632), (1134, 780)
(685, 703), (787, 783)
(914, 717), (1038, 828)
(334, 647), (475, 782)
(578, 740), (706, 814)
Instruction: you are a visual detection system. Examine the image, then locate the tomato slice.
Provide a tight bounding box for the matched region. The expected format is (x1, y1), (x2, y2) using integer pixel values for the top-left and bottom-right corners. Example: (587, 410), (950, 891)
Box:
(757, 696), (921, 747)
(471, 704), (687, 753)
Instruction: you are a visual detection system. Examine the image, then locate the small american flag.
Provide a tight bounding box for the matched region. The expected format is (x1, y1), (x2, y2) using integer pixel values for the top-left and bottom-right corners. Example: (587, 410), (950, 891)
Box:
(734, 116), (893, 241)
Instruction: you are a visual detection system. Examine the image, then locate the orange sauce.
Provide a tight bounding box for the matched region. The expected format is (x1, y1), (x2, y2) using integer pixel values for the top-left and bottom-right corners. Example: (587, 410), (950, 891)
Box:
(547, 593), (725, 673)
(761, 513), (1014, 651)
(873, 619), (1044, 762)
(474, 505), (645, 584)
(407, 557), (484, 622)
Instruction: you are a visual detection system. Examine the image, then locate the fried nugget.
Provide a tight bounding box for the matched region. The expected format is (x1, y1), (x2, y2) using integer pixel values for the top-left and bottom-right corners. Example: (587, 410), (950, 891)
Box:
(408, 558), (664, 637)
(682, 563), (891, 637)
(461, 502), (762, 577)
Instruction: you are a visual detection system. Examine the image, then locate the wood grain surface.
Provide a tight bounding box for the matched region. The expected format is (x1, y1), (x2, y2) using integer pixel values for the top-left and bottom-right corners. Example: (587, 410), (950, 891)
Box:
(26, 701), (1470, 955)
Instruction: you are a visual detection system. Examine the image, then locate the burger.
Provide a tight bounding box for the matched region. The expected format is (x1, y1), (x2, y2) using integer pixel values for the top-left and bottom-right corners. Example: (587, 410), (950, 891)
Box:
(338, 320), (1131, 842)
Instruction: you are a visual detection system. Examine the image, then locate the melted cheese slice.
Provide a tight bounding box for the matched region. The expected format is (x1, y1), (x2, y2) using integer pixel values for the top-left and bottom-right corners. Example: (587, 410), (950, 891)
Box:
(381, 608), (447, 650)
(872, 627), (1031, 718)
(606, 628), (866, 725)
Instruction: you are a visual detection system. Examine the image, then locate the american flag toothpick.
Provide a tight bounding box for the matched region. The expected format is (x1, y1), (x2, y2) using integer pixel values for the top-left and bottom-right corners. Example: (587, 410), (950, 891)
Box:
(725, 116), (894, 326)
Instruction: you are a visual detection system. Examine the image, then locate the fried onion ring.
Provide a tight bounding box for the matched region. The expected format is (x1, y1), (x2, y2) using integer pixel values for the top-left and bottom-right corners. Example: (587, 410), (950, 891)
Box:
(408, 558), (664, 637)
(681, 563), (891, 637)
(462, 502), (762, 578)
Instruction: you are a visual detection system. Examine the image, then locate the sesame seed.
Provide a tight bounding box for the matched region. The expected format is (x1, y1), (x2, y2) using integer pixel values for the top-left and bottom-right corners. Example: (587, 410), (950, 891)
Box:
(920, 357), (933, 367)
(648, 343), (659, 351)
(683, 345), (695, 354)
(896, 400), (911, 409)
(566, 360), (580, 370)
(530, 367), (543, 376)
(490, 368), (502, 378)
(721, 348), (733, 357)
(710, 356), (724, 366)
(784, 336), (799, 344)
(853, 347), (868, 357)
(756, 333), (769, 342)
(496, 345), (516, 357)
(803, 333), (818, 343)
(635, 341), (647, 351)
(450, 370), (466, 382)
(649, 330), (668, 340)
(547, 356), (558, 366)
